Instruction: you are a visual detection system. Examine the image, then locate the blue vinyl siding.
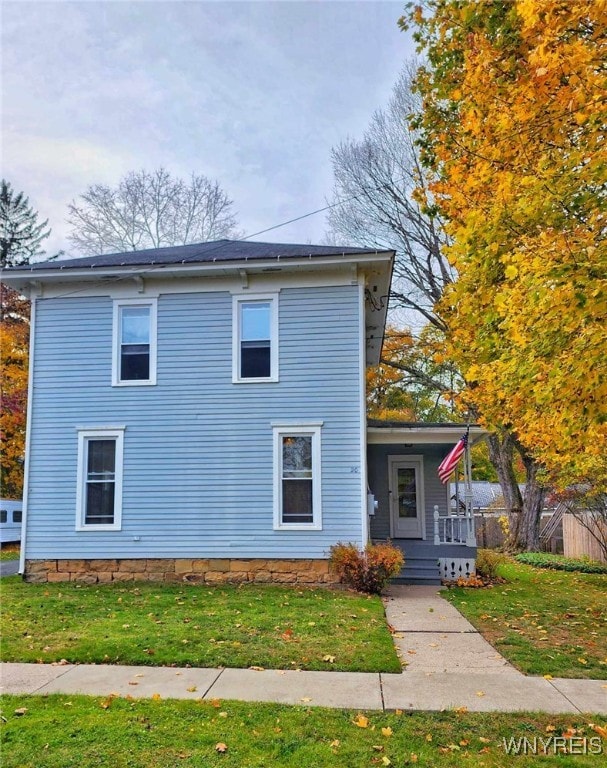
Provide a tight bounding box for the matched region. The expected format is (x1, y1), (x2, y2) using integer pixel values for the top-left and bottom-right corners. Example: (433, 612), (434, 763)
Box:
(25, 285), (363, 559)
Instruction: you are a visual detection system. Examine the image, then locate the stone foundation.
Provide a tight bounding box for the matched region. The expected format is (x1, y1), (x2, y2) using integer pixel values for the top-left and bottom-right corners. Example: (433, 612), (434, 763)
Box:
(24, 558), (337, 586)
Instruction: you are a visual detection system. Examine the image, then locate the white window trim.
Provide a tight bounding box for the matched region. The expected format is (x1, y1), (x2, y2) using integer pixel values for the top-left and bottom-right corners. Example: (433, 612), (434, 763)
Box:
(76, 427), (125, 531)
(232, 293), (279, 383)
(112, 298), (157, 386)
(273, 422), (322, 531)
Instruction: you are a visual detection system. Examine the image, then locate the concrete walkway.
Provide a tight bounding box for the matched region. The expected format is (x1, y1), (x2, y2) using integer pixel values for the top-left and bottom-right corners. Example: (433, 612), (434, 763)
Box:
(1, 585), (605, 714)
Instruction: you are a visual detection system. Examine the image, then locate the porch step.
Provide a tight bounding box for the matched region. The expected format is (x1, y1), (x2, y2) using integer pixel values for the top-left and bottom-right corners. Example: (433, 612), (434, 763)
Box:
(394, 556), (441, 586)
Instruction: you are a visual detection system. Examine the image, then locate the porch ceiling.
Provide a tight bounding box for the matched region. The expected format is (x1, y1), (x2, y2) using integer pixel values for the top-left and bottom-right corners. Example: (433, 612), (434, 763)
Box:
(367, 421), (488, 445)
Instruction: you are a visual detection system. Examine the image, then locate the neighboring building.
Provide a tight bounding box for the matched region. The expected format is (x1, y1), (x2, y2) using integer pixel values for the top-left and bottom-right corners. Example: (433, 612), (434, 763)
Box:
(3, 239), (480, 585)
(0, 500), (23, 543)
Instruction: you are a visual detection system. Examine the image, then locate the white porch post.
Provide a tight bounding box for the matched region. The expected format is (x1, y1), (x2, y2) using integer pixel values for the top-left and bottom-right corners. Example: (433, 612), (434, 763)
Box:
(433, 504), (440, 545)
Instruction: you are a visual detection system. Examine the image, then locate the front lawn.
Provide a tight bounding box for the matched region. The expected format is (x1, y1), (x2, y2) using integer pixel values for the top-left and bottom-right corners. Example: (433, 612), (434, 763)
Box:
(445, 560), (607, 679)
(2, 695), (605, 768)
(0, 578), (400, 673)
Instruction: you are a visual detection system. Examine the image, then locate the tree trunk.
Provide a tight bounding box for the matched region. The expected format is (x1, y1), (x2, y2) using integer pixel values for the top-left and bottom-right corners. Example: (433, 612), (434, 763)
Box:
(487, 432), (545, 551)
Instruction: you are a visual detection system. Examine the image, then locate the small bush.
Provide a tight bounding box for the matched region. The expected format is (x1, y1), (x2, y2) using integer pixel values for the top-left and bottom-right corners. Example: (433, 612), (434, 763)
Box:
(329, 542), (404, 594)
(475, 548), (507, 580)
(515, 552), (607, 574)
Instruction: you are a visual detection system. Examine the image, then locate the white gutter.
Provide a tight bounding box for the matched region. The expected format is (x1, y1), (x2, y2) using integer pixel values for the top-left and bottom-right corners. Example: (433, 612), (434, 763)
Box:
(19, 295), (36, 575)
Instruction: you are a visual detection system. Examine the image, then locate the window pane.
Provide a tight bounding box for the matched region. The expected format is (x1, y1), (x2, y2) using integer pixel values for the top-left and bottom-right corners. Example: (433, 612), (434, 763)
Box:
(282, 436), (312, 477)
(85, 482), (115, 525)
(0, 510), (6, 524)
(282, 479), (313, 523)
(397, 467), (417, 518)
(87, 440), (116, 480)
(121, 345), (150, 380)
(121, 306), (150, 344)
(13, 510), (22, 523)
(241, 302), (270, 341)
(241, 341), (270, 378)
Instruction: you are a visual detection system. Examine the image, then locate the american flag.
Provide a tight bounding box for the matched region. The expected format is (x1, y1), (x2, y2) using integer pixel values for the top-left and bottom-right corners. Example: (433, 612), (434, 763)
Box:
(438, 433), (468, 484)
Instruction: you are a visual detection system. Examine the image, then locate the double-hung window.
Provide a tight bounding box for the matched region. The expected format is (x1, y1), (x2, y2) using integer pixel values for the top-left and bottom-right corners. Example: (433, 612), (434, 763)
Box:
(273, 422), (322, 530)
(76, 428), (124, 530)
(232, 294), (278, 382)
(112, 299), (157, 385)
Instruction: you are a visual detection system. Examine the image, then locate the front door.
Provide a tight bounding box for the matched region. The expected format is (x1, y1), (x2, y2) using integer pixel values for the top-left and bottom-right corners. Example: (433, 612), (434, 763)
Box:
(389, 457), (424, 538)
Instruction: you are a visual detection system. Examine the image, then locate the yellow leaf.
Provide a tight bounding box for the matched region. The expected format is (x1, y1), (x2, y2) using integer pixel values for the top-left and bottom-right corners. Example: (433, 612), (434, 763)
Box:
(476, 690), (485, 697)
(578, 658), (588, 665)
(186, 686), (197, 693)
(381, 757), (391, 766)
(425, 733), (433, 742)
(382, 727), (393, 737)
(543, 674), (553, 680)
(353, 714), (369, 728)
(410, 755), (418, 763)
(215, 742), (228, 753)
(323, 655), (336, 663)
(372, 745), (384, 752)
(13, 708), (28, 716)
(301, 697), (312, 703)
(249, 666), (265, 672)
(590, 723), (607, 739)
(330, 739), (340, 748)
(505, 265), (518, 279)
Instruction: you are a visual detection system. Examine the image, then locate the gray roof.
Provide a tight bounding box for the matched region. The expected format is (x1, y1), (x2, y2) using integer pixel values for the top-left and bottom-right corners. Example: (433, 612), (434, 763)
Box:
(5, 239), (387, 273)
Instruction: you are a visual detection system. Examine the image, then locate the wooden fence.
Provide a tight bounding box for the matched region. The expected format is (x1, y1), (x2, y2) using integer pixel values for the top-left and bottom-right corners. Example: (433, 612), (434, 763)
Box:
(563, 513), (607, 564)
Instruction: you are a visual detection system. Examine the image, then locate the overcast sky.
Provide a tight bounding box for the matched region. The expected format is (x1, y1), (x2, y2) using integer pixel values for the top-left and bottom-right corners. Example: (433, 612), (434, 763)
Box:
(2, 0), (413, 258)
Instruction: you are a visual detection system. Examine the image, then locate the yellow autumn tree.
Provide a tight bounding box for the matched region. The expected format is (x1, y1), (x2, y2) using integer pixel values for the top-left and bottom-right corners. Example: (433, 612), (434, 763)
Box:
(404, 0), (607, 489)
(0, 286), (29, 498)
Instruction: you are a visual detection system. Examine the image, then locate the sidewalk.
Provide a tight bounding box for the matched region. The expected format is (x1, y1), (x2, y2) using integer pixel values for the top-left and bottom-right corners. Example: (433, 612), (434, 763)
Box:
(1, 586), (606, 714)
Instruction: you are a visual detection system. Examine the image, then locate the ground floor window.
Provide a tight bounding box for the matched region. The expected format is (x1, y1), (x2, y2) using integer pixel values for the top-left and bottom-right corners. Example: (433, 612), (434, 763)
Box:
(76, 427), (125, 531)
(272, 422), (322, 530)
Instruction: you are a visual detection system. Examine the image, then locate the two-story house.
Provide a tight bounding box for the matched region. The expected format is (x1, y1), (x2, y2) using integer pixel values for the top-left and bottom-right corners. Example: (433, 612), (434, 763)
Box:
(3, 240), (478, 585)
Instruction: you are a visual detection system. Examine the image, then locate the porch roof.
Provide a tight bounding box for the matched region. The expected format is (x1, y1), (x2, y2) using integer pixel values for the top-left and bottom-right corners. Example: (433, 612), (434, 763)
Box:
(367, 420), (488, 445)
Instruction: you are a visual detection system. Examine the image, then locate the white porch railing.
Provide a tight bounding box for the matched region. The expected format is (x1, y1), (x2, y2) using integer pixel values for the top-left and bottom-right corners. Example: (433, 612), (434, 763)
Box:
(433, 505), (476, 547)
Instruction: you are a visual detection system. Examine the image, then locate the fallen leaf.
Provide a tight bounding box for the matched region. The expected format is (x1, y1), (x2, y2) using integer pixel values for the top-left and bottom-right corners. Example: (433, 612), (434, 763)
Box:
(128, 681), (139, 686)
(152, 693), (161, 701)
(381, 757), (391, 766)
(301, 697), (312, 703)
(543, 674), (553, 680)
(454, 706), (468, 715)
(410, 754), (418, 763)
(476, 691), (485, 697)
(210, 699), (221, 708)
(330, 739), (340, 748)
(219, 711), (228, 718)
(13, 708), (28, 716)
(381, 727), (393, 737)
(215, 742), (228, 753)
(323, 655), (336, 663)
(249, 666), (265, 672)
(425, 734), (432, 742)
(578, 658), (588, 665)
(353, 714), (369, 728)
(479, 737), (491, 744)
(186, 686), (197, 693)
(545, 724), (557, 733)
(590, 723), (607, 739)
(372, 745), (384, 752)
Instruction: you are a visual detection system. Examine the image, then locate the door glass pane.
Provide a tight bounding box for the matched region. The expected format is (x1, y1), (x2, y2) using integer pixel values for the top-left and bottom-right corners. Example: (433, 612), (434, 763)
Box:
(121, 306), (150, 344)
(397, 467), (417, 518)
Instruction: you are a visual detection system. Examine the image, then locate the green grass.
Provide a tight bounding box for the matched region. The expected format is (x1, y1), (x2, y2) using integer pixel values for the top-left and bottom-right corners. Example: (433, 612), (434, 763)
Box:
(1, 695), (605, 768)
(0, 578), (400, 673)
(445, 560), (607, 679)
(0, 544), (20, 562)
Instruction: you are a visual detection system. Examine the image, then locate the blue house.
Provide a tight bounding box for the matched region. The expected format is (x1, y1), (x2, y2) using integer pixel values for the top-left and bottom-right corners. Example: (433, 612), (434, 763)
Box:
(3, 240), (479, 585)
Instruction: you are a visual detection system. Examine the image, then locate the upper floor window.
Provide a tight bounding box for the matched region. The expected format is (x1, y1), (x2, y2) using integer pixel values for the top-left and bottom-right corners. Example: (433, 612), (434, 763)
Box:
(232, 294), (278, 382)
(76, 427), (125, 531)
(112, 299), (157, 386)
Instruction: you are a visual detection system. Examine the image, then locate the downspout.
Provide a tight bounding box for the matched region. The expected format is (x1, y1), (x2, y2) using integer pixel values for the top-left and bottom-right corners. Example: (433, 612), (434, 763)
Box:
(358, 278), (369, 546)
(19, 292), (37, 575)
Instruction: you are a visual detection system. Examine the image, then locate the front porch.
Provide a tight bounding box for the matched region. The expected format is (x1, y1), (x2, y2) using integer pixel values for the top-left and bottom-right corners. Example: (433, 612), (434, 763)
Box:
(366, 421), (485, 584)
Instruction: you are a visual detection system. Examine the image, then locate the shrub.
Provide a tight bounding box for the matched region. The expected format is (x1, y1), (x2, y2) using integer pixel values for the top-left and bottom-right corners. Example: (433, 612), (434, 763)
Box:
(475, 548), (507, 580)
(329, 542), (404, 594)
(515, 552), (607, 574)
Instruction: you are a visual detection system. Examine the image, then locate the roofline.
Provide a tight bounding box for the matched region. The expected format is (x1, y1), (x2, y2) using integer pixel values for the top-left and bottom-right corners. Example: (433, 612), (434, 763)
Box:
(367, 423), (488, 445)
(1, 250), (395, 289)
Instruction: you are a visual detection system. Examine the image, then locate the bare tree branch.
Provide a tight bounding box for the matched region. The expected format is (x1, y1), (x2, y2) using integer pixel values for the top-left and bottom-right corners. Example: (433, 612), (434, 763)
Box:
(68, 168), (239, 255)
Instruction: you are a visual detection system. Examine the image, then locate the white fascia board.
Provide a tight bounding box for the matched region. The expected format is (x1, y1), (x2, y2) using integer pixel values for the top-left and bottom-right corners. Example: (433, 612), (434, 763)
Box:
(1, 251), (395, 292)
(367, 425), (488, 444)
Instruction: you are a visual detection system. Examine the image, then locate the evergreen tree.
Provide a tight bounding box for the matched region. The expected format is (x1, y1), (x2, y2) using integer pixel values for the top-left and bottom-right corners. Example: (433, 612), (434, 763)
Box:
(0, 180), (50, 267)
